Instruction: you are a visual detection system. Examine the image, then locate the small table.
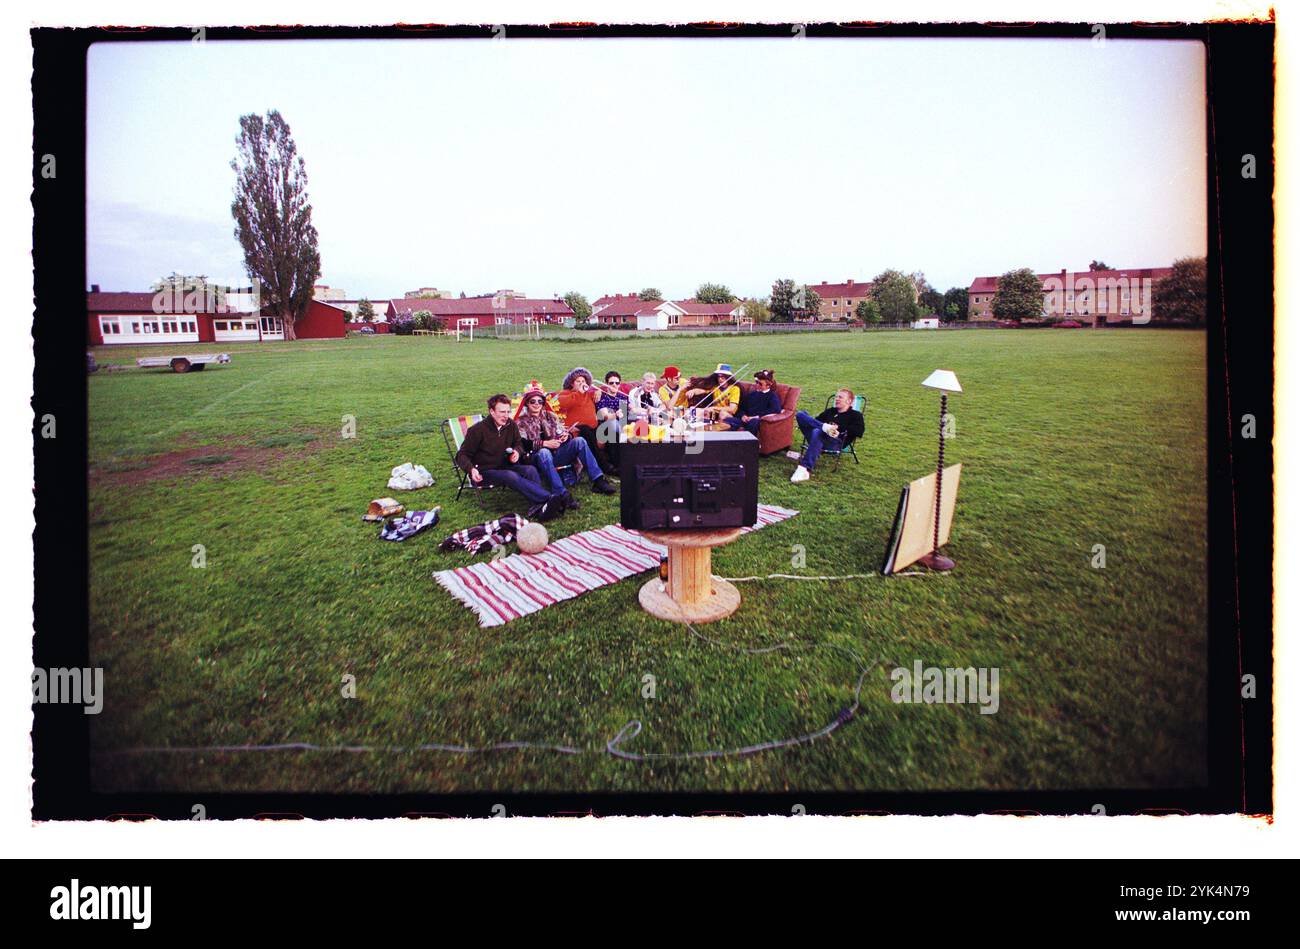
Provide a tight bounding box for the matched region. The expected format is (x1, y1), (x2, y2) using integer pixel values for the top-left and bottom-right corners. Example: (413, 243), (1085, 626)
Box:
(637, 527), (743, 624)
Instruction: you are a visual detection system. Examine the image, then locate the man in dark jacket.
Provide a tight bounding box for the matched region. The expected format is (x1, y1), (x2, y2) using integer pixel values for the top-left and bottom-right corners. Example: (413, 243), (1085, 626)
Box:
(791, 388), (865, 482)
(455, 394), (566, 520)
(724, 369), (784, 436)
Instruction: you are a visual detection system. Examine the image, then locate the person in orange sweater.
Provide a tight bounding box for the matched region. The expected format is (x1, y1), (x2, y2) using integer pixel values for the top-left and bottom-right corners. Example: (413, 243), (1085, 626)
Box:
(556, 366), (621, 476)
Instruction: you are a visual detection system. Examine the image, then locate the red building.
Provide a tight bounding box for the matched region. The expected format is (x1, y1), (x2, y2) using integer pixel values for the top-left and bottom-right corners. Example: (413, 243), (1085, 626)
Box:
(967, 266), (1175, 324)
(386, 295), (574, 329)
(590, 294), (663, 324)
(87, 291), (347, 345)
(809, 279), (874, 321)
(590, 295), (741, 326)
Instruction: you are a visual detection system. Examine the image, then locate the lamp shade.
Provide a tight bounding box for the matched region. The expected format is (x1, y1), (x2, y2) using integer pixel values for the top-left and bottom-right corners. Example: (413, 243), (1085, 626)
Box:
(921, 369), (962, 393)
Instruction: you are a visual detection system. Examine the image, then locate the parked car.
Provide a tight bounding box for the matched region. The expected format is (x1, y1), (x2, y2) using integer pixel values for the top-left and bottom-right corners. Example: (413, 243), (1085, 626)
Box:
(354, 325), (375, 334)
(1054, 320), (1084, 328)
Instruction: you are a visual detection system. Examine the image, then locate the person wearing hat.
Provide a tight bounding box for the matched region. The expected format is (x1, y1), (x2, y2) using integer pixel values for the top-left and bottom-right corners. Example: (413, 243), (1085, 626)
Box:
(681, 364), (740, 420)
(658, 366), (683, 407)
(708, 364), (741, 421)
(515, 381), (617, 502)
(723, 369), (783, 436)
(556, 366), (621, 476)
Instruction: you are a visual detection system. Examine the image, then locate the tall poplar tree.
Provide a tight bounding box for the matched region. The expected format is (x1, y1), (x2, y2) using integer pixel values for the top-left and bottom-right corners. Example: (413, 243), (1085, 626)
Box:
(231, 110), (321, 340)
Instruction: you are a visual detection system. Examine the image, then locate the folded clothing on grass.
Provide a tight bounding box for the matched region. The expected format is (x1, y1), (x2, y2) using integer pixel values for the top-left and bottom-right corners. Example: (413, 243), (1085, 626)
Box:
(433, 504), (798, 627)
(438, 514), (529, 555)
(379, 508), (441, 541)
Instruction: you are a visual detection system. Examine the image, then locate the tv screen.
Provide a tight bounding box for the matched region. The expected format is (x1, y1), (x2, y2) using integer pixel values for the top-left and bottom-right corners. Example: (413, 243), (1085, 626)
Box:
(619, 431), (759, 530)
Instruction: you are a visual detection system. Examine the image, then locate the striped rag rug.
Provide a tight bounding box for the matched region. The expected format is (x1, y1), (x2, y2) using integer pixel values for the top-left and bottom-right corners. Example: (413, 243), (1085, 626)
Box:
(433, 503), (799, 627)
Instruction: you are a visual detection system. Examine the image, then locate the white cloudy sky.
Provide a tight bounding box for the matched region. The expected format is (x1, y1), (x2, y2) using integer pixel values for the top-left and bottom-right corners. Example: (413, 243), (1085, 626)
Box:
(86, 35), (1207, 299)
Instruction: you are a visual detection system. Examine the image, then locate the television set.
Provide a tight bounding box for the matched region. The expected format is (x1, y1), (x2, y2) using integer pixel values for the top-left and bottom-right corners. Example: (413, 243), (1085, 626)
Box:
(618, 430), (759, 530)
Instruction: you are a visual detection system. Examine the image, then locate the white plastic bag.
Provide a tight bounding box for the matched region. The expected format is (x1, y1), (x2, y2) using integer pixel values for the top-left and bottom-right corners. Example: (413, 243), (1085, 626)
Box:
(388, 462), (434, 491)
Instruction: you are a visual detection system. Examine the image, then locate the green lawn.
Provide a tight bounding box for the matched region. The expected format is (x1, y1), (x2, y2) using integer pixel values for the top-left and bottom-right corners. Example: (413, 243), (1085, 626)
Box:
(87, 329), (1207, 795)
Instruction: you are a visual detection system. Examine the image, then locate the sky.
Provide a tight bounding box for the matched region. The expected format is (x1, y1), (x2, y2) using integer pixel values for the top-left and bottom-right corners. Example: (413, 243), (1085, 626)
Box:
(86, 35), (1207, 301)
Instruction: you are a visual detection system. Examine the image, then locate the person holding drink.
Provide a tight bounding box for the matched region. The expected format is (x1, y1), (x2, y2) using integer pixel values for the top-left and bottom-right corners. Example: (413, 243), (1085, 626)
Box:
(790, 387), (865, 483)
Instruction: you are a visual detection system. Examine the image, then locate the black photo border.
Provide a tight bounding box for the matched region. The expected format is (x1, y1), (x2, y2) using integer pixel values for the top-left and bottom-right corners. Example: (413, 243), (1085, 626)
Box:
(30, 19), (1274, 820)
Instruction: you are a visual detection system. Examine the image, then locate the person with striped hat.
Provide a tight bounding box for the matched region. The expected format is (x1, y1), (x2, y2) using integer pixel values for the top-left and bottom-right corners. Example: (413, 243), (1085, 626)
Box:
(515, 381), (617, 504)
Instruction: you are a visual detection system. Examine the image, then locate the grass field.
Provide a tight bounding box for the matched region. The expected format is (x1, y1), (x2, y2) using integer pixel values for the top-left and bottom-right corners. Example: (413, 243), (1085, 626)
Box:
(86, 329), (1208, 795)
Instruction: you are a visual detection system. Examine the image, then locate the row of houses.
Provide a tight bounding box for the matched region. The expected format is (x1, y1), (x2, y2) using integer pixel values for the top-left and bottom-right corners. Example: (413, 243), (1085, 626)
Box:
(967, 266), (1174, 324)
(86, 289), (350, 346)
(86, 263), (1178, 345)
(809, 269), (1173, 325)
(588, 294), (743, 329)
(86, 286), (577, 346)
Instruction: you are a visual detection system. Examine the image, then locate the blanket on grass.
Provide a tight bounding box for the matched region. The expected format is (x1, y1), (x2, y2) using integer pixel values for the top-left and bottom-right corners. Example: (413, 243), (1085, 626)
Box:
(432, 504), (798, 627)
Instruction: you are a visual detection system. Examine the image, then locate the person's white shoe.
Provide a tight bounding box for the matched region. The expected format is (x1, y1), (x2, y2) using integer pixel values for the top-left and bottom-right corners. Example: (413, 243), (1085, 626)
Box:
(790, 465), (811, 483)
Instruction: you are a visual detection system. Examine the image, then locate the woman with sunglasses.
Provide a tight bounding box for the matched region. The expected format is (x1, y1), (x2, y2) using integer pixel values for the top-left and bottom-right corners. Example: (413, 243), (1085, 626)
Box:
(516, 381), (617, 503)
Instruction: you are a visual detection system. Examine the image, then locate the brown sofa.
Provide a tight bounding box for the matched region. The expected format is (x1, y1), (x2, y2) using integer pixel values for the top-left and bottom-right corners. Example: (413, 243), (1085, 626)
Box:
(736, 380), (801, 455)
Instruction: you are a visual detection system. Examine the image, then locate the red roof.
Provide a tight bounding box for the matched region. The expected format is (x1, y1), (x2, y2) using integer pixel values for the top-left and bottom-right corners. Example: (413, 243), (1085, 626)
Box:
(87, 290), (251, 314)
(87, 291), (164, 313)
(387, 297), (574, 318)
(968, 267), (1175, 293)
(593, 292), (644, 308)
(594, 297), (671, 319)
(811, 280), (873, 298)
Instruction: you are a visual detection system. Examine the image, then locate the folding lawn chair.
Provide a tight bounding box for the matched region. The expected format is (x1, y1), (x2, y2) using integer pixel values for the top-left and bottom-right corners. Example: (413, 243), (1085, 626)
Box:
(442, 414), (497, 506)
(441, 413), (579, 508)
(796, 393), (866, 470)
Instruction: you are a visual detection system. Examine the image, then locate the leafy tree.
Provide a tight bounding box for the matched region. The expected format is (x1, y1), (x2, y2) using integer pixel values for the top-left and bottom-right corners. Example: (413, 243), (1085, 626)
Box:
(795, 286), (822, 321)
(855, 298), (882, 324)
(563, 291), (592, 323)
(992, 268), (1045, 322)
(869, 269), (921, 323)
(413, 309), (433, 331)
(638, 287), (663, 301)
(942, 287), (969, 322)
(741, 298), (771, 323)
(151, 273), (226, 310)
(770, 279), (797, 321)
(357, 298), (375, 323)
(1088, 260), (1113, 271)
(1152, 256), (1207, 324)
(919, 286), (945, 317)
(695, 282), (736, 304)
(230, 110), (321, 340)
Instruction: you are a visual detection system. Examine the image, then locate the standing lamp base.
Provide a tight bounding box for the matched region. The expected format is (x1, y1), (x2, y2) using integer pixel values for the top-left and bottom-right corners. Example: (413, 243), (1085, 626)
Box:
(918, 551), (955, 572)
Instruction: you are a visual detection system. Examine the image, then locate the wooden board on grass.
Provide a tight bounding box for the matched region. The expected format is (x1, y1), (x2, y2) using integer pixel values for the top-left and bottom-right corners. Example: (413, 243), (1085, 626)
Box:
(882, 463), (962, 574)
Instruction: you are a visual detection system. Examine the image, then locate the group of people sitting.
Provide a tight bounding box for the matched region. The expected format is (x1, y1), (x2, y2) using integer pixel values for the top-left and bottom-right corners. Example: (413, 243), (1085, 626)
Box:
(453, 362), (866, 520)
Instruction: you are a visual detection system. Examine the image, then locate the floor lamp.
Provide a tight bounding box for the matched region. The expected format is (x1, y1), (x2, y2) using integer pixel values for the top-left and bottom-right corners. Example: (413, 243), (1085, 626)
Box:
(919, 369), (962, 571)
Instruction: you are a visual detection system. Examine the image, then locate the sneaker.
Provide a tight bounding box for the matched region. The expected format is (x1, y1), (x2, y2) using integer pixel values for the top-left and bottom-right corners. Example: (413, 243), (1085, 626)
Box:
(562, 490), (581, 511)
(790, 465), (811, 483)
(591, 476), (618, 495)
